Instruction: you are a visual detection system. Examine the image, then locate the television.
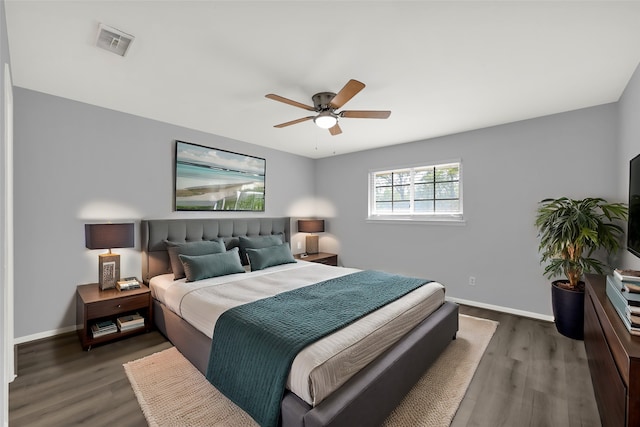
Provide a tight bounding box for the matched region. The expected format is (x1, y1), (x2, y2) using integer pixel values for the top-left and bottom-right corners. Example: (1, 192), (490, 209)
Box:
(628, 153), (640, 258)
(174, 140), (266, 211)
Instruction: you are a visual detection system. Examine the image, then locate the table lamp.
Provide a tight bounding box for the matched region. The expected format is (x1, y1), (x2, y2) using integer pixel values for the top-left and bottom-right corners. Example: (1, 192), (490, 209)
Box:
(297, 219), (324, 255)
(85, 223), (134, 290)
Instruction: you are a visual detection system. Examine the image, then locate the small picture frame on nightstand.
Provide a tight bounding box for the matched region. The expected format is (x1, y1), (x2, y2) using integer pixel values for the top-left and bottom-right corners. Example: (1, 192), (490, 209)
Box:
(99, 259), (117, 290)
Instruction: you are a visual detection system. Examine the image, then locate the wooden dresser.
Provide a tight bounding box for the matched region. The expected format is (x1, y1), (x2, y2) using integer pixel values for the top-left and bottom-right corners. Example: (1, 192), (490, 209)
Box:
(584, 274), (640, 426)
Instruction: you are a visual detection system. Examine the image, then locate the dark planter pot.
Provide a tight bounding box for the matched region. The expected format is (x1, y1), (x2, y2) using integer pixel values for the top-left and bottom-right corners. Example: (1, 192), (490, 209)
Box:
(551, 280), (585, 340)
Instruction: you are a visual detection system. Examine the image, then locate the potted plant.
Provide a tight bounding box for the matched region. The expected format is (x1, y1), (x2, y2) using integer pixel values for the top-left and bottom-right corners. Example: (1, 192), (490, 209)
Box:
(535, 197), (628, 339)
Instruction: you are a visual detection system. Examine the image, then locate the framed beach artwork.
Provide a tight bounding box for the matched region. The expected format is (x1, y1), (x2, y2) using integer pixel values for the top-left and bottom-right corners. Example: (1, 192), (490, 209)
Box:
(175, 140), (266, 211)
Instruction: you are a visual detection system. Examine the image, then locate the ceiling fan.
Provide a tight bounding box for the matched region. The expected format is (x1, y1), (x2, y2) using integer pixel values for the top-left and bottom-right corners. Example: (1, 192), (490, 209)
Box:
(265, 79), (391, 136)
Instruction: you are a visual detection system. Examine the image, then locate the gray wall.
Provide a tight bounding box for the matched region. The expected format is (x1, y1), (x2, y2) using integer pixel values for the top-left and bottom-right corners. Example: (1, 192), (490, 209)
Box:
(10, 54), (640, 337)
(316, 104), (620, 317)
(12, 88), (316, 339)
(618, 62), (640, 271)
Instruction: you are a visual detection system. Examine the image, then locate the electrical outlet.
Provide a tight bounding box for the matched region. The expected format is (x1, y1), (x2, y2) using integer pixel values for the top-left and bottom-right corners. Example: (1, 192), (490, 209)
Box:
(468, 276), (476, 286)
(297, 242), (302, 250)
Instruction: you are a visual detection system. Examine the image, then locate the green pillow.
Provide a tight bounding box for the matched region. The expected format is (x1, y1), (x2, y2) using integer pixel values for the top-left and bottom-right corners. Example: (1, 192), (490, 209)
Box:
(178, 247), (245, 282)
(246, 244), (296, 271)
(239, 235), (283, 265)
(165, 239), (226, 280)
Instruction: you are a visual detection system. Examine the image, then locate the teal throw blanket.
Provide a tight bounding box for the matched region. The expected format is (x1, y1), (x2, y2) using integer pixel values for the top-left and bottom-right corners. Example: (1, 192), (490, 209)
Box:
(205, 270), (432, 427)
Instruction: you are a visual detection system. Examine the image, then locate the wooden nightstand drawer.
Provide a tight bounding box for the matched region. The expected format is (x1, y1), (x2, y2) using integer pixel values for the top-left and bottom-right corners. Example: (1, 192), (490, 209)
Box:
(87, 293), (149, 318)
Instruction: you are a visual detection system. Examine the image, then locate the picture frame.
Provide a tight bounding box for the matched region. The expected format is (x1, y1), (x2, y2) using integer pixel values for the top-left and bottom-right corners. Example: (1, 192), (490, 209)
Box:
(98, 256), (119, 290)
(174, 140), (266, 211)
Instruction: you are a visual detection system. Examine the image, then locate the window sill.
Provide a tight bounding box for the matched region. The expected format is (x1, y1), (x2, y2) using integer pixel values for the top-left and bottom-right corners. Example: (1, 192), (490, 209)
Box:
(366, 216), (466, 226)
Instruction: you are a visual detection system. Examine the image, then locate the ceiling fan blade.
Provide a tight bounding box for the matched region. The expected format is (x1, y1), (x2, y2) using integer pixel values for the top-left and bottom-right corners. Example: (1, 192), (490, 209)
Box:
(341, 110), (391, 119)
(329, 79), (366, 109)
(329, 123), (342, 136)
(274, 116), (314, 128)
(266, 94), (316, 112)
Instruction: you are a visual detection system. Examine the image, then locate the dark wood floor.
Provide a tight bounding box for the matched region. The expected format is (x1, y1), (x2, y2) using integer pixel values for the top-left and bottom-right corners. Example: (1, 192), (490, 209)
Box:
(9, 305), (601, 427)
(452, 306), (600, 427)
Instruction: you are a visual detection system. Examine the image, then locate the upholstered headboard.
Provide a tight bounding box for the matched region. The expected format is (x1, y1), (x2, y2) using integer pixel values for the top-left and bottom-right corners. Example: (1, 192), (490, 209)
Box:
(140, 217), (291, 283)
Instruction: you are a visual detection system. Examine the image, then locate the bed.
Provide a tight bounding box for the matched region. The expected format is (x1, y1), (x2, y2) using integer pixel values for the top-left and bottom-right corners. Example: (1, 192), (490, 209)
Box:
(141, 217), (459, 427)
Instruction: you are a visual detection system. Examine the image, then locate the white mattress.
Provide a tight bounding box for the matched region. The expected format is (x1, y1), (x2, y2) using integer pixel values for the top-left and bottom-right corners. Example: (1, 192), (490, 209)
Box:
(150, 260), (445, 405)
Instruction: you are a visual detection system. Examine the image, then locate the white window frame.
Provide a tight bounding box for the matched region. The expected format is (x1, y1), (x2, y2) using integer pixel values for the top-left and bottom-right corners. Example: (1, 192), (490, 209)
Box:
(367, 159), (464, 224)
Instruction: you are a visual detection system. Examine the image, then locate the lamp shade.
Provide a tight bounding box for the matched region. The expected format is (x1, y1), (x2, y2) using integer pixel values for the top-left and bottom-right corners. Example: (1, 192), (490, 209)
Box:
(298, 219), (324, 233)
(85, 223), (134, 249)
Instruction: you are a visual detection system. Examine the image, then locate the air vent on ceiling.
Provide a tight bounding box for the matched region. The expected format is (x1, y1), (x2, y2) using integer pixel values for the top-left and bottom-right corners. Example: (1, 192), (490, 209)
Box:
(96, 23), (134, 57)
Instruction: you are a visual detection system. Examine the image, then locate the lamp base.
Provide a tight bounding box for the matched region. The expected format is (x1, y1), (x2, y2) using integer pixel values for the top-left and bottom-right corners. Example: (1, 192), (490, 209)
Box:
(306, 235), (319, 255)
(98, 253), (120, 290)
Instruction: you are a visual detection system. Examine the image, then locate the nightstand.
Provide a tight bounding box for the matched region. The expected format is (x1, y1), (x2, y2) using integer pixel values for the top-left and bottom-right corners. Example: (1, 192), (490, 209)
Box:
(76, 283), (153, 350)
(295, 252), (338, 266)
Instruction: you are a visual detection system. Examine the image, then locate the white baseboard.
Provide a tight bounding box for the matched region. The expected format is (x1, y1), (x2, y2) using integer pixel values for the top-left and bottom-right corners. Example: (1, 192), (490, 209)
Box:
(14, 325), (79, 345)
(13, 298), (554, 345)
(447, 296), (554, 322)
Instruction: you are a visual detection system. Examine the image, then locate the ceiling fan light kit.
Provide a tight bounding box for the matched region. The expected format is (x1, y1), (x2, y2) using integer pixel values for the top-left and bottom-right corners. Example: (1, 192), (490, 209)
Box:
(266, 79), (391, 136)
(314, 111), (337, 129)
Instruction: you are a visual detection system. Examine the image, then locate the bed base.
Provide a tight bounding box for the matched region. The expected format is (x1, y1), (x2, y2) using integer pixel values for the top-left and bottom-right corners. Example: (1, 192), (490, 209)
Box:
(153, 298), (459, 427)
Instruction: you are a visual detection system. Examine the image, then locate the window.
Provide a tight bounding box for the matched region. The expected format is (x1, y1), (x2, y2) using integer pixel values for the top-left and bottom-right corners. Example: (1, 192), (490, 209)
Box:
(369, 161), (462, 222)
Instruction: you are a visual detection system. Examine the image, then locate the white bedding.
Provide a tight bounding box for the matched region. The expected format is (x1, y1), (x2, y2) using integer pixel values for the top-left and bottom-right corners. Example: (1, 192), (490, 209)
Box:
(150, 260), (445, 405)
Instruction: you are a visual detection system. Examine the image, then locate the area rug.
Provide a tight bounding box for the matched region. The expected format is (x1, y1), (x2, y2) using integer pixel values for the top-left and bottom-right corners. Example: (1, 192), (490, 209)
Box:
(124, 314), (498, 427)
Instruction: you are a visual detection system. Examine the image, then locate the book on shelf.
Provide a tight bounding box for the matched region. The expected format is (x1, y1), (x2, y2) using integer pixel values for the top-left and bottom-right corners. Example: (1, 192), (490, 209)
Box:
(624, 282), (640, 294)
(626, 304), (640, 318)
(94, 320), (115, 329)
(119, 324), (145, 332)
(606, 275), (640, 336)
(91, 321), (118, 338)
(610, 274), (640, 305)
(117, 313), (145, 331)
(92, 322), (116, 330)
(614, 269), (640, 284)
(92, 329), (117, 338)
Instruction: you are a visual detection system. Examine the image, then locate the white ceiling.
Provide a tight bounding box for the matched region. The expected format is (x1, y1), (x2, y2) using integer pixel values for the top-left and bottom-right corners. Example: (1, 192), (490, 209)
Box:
(5, 1), (640, 159)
